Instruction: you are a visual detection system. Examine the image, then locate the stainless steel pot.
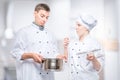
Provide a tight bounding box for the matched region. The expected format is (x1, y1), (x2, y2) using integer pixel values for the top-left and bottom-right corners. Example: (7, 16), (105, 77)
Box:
(42, 58), (63, 71)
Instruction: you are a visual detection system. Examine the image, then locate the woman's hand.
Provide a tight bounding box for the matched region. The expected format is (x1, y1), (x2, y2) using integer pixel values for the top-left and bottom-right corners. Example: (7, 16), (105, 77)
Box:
(64, 37), (69, 48)
(87, 52), (96, 61)
(87, 52), (101, 71)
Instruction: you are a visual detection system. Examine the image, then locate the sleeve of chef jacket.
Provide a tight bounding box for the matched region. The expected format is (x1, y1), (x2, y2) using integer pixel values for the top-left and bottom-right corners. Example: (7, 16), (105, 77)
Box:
(11, 29), (27, 62)
(96, 47), (105, 73)
(85, 41), (105, 73)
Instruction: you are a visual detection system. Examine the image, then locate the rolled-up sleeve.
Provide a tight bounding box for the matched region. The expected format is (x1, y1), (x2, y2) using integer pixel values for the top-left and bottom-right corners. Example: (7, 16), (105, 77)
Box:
(85, 47), (105, 73)
(96, 48), (105, 73)
(11, 30), (27, 62)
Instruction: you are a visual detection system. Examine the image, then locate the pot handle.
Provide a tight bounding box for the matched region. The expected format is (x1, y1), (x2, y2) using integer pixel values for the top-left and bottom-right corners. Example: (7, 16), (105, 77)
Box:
(41, 58), (45, 68)
(42, 58), (45, 63)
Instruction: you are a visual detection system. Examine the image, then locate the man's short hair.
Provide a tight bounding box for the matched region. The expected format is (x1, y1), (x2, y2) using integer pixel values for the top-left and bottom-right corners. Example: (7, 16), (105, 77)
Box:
(34, 3), (50, 12)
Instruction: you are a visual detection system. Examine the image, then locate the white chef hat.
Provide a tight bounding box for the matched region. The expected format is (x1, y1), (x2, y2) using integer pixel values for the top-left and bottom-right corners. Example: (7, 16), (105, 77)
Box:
(76, 15), (97, 30)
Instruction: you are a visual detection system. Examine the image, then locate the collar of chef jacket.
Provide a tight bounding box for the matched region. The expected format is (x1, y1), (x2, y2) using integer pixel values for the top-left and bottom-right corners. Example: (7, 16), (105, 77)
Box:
(32, 22), (44, 31)
(78, 34), (91, 43)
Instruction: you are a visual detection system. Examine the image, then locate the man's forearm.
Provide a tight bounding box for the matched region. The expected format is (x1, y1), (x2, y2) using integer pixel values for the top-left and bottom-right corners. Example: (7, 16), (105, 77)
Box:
(21, 53), (33, 60)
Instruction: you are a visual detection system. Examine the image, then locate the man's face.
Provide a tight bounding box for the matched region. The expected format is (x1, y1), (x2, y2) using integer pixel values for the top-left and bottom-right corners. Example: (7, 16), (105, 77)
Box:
(34, 10), (49, 26)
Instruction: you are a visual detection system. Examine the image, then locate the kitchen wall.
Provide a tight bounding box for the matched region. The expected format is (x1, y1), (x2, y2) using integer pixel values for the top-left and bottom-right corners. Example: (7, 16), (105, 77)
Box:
(104, 0), (119, 80)
(117, 0), (120, 80)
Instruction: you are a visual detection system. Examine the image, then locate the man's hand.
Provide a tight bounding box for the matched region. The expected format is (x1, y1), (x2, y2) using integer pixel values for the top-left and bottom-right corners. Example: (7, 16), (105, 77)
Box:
(32, 53), (43, 63)
(21, 53), (43, 63)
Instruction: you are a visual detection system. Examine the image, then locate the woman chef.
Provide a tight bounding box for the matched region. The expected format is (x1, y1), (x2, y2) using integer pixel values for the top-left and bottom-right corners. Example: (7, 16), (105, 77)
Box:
(64, 15), (105, 80)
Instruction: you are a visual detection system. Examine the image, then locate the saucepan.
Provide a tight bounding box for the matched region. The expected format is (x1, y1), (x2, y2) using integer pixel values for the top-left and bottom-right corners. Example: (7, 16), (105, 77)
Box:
(41, 58), (63, 71)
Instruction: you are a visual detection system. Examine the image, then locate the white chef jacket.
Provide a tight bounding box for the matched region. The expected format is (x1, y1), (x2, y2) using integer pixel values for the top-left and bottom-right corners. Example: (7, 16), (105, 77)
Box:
(11, 23), (59, 80)
(68, 35), (104, 80)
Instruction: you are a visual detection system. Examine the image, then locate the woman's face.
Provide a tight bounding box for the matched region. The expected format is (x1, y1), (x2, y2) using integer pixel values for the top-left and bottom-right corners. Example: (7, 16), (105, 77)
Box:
(76, 22), (88, 37)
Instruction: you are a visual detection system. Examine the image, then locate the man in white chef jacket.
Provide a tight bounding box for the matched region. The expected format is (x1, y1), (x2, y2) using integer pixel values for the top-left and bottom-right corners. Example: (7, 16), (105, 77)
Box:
(64, 15), (104, 80)
(11, 3), (64, 80)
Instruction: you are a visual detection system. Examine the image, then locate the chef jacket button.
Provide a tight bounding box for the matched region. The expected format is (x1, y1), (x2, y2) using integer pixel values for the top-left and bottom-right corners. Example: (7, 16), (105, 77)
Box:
(39, 73), (41, 75)
(76, 72), (79, 74)
(82, 43), (85, 45)
(71, 72), (73, 74)
(47, 52), (49, 54)
(79, 49), (81, 51)
(46, 32), (47, 34)
(65, 61), (67, 63)
(39, 41), (41, 43)
(47, 41), (49, 43)
(36, 31), (39, 34)
(75, 43), (77, 45)
(72, 49), (74, 50)
(39, 51), (41, 54)
(71, 56), (73, 58)
(78, 56), (80, 58)
(77, 64), (79, 66)
(47, 72), (48, 74)
(71, 64), (73, 66)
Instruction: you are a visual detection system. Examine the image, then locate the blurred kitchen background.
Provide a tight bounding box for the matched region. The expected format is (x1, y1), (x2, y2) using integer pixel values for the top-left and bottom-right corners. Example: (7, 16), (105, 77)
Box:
(0, 0), (119, 80)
